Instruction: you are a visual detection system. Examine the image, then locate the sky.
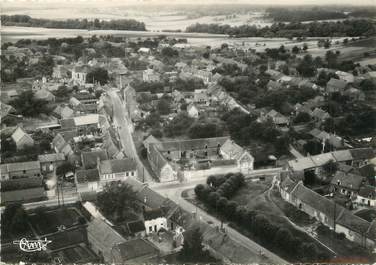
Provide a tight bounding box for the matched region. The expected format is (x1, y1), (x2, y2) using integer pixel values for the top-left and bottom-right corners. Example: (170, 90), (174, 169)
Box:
(1, 0), (375, 6)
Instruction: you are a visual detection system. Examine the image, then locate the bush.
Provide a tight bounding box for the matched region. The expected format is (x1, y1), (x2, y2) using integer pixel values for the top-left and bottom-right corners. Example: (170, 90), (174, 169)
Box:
(194, 184), (205, 199)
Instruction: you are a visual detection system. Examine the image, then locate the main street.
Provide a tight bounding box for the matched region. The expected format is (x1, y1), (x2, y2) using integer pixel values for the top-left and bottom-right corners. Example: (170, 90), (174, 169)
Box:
(105, 89), (154, 183)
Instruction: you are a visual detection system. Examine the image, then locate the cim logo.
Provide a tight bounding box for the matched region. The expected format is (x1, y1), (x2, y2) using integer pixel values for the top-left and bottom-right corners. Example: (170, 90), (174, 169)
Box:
(13, 238), (52, 252)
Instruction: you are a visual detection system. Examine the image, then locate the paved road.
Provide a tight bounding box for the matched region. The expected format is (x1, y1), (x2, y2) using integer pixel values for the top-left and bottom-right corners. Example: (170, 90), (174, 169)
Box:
(153, 180), (288, 264)
(106, 89), (154, 183)
(0, 196), (79, 213)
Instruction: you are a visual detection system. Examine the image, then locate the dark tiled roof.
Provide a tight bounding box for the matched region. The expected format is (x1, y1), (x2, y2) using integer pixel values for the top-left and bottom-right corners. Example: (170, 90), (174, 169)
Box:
(99, 159), (137, 174)
(359, 164), (375, 179)
(82, 150), (108, 170)
(154, 136), (229, 152)
(76, 168), (100, 183)
(350, 148), (374, 160)
(358, 185), (376, 199)
(331, 171), (364, 191)
(116, 239), (158, 262)
(292, 182), (344, 219)
(144, 208), (164, 220)
(127, 220), (145, 234)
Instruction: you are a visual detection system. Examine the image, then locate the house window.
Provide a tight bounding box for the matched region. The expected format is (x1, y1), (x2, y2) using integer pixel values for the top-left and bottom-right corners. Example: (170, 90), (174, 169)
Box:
(161, 223), (164, 226)
(126, 172), (129, 177)
(23, 170), (26, 174)
(131, 171), (134, 176)
(167, 150), (171, 155)
(149, 226), (152, 232)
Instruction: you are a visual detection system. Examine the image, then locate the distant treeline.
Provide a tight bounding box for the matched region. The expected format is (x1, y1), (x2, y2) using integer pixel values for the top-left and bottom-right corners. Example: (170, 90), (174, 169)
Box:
(1, 15), (146, 31)
(266, 8), (347, 22)
(186, 19), (376, 38)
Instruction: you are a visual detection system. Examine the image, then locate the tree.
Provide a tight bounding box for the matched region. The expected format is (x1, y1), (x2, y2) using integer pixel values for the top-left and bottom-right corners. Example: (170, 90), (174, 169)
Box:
(97, 182), (140, 222)
(156, 97), (171, 115)
(164, 112), (194, 137)
(56, 161), (75, 178)
(178, 228), (216, 262)
(53, 85), (70, 99)
(86, 67), (109, 85)
(292, 46), (300, 54)
(1, 203), (29, 235)
(294, 112), (311, 123)
(297, 54), (316, 77)
(161, 47), (178, 57)
(188, 122), (224, 139)
(9, 90), (51, 117)
(360, 79), (376, 91)
(194, 184), (205, 199)
(323, 159), (337, 175)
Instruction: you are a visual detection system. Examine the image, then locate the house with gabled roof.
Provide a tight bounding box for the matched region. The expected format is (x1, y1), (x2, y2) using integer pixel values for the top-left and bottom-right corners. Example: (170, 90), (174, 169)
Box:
(147, 136), (253, 182)
(38, 153), (65, 173)
(52, 133), (74, 157)
(280, 177), (376, 250)
(87, 218), (126, 262)
(330, 171), (364, 196)
(11, 127), (34, 150)
(53, 104), (74, 119)
(187, 103), (199, 118)
(75, 168), (100, 192)
(98, 159), (138, 183)
(355, 185), (376, 207)
(111, 238), (159, 264)
(102, 128), (124, 159)
(326, 78), (348, 93)
(220, 139), (254, 172)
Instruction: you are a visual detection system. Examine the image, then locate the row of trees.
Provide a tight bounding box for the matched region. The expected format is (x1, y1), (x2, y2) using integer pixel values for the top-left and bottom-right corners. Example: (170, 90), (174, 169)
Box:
(1, 15), (146, 31)
(186, 19), (375, 38)
(194, 177), (331, 262)
(266, 7), (347, 22)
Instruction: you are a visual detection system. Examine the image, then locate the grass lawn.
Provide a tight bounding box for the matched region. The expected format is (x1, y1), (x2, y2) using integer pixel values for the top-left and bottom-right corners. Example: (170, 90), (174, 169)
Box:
(354, 208), (376, 222)
(316, 224), (374, 263)
(270, 189), (315, 226)
(186, 178), (334, 263)
(29, 207), (83, 235)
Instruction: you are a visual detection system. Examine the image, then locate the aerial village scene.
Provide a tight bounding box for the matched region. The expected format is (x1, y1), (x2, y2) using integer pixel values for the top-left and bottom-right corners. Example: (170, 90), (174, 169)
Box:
(0, 0), (376, 264)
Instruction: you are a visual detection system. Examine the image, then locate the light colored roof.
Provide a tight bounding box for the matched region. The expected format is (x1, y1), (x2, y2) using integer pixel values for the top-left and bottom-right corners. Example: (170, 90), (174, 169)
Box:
(11, 127), (33, 144)
(73, 114), (99, 126)
(288, 157), (316, 171)
(220, 139), (246, 160)
(311, 152), (335, 167)
(327, 78), (347, 90)
(99, 159), (137, 174)
(38, 153), (65, 163)
(332, 150), (353, 162)
(2, 161), (40, 173)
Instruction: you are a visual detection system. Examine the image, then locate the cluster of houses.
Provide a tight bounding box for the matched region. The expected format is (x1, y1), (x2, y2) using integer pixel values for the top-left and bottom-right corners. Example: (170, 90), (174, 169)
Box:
(279, 147), (376, 250)
(143, 135), (254, 182)
(83, 177), (189, 263)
